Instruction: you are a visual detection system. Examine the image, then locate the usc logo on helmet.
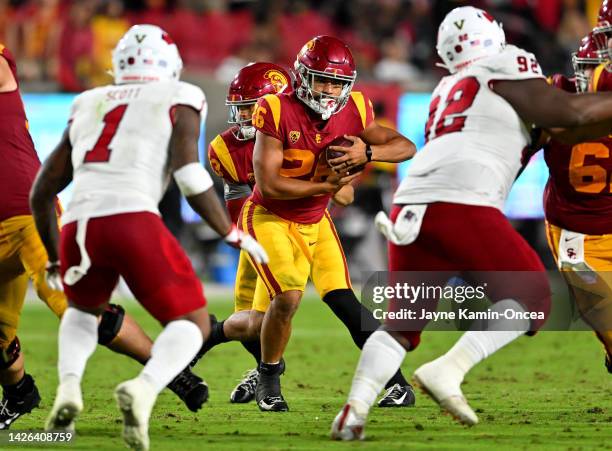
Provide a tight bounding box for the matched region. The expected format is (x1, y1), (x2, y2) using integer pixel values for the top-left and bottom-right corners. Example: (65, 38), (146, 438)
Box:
(264, 70), (289, 93)
(299, 39), (315, 58)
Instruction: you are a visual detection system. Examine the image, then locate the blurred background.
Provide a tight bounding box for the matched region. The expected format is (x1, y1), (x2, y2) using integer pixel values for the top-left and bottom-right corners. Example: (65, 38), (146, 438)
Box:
(7, 0), (603, 284)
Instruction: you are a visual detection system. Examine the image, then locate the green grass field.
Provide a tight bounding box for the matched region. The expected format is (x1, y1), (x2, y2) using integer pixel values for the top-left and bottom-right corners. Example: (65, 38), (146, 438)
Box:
(5, 294), (612, 450)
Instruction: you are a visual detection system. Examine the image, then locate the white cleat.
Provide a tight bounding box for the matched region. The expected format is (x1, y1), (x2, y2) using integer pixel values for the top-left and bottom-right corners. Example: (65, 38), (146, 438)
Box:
(330, 403), (366, 441)
(413, 361), (479, 426)
(45, 376), (83, 432)
(114, 377), (157, 451)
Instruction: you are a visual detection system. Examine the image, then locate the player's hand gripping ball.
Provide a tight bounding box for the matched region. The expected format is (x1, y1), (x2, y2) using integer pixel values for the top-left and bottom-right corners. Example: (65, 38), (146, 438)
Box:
(326, 136), (367, 175)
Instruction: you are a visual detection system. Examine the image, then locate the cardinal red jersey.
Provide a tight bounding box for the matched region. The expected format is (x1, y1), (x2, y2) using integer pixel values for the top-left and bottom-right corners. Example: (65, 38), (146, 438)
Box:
(251, 91), (374, 224)
(544, 65), (612, 234)
(0, 45), (42, 221)
(207, 127), (255, 223)
(207, 127), (256, 188)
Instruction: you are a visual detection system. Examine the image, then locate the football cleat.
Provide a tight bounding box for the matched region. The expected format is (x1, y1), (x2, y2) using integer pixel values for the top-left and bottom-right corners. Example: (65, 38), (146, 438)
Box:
(230, 368), (258, 403)
(256, 394), (289, 412)
(377, 383), (416, 408)
(606, 353), (612, 374)
(45, 375), (82, 432)
(331, 403), (365, 441)
(255, 361), (288, 412)
(167, 368), (209, 412)
(413, 361), (478, 426)
(114, 377), (157, 451)
(0, 374), (41, 430)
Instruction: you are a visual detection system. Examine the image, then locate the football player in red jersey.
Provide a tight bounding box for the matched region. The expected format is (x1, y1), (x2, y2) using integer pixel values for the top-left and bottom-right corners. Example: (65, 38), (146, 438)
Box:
(333, 5), (612, 439)
(200, 62), (414, 407)
(249, 35), (416, 411)
(542, 31), (612, 374)
(0, 43), (208, 429)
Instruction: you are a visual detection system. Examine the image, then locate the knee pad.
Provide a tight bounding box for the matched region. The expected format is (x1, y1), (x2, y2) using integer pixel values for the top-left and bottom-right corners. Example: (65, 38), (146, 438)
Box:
(0, 336), (21, 369)
(98, 304), (125, 345)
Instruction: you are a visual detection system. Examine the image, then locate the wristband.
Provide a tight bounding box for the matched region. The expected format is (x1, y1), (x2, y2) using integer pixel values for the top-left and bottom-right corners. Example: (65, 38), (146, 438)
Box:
(365, 144), (373, 162)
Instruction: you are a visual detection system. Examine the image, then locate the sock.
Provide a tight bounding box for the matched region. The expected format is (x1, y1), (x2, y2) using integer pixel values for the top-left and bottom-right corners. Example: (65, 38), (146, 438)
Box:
(209, 320), (229, 347)
(323, 290), (409, 389)
(323, 289), (373, 348)
(58, 307), (98, 383)
(259, 362), (282, 376)
(595, 331), (612, 356)
(439, 299), (530, 378)
(140, 320), (203, 394)
(385, 370), (409, 388)
(3, 373), (34, 396)
(347, 330), (406, 417)
(241, 340), (262, 365)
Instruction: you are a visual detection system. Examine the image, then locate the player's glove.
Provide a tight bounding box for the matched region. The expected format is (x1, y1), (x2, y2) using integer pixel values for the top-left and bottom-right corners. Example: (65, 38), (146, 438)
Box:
(45, 260), (63, 291)
(374, 205), (426, 246)
(224, 225), (269, 264)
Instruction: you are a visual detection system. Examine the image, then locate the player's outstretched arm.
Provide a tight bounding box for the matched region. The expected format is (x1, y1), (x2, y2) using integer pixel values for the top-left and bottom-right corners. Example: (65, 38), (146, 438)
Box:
(30, 128), (73, 263)
(253, 131), (357, 199)
(169, 105), (233, 237)
(170, 105), (268, 264)
(492, 78), (612, 142)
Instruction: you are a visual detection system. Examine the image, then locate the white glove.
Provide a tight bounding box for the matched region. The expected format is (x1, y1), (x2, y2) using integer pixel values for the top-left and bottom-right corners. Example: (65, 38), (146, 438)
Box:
(224, 225), (269, 264)
(374, 205), (426, 245)
(45, 261), (63, 291)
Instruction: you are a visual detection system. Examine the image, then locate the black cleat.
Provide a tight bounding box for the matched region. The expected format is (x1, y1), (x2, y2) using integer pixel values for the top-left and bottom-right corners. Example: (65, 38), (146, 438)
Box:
(0, 374), (41, 430)
(167, 368), (209, 412)
(606, 353), (612, 374)
(377, 383), (416, 408)
(256, 394), (289, 412)
(256, 361), (288, 412)
(230, 369), (258, 403)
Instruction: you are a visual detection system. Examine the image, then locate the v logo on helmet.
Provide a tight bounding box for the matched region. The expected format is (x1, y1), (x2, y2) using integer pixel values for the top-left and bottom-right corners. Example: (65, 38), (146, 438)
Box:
(454, 20), (465, 30)
(135, 34), (146, 43)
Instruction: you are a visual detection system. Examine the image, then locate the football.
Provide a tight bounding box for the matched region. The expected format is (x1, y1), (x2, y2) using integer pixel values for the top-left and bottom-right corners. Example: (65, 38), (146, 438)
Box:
(325, 136), (366, 174)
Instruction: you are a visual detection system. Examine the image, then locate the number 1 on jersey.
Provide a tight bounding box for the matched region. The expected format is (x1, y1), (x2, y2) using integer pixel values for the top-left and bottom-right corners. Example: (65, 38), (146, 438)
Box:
(83, 105), (128, 163)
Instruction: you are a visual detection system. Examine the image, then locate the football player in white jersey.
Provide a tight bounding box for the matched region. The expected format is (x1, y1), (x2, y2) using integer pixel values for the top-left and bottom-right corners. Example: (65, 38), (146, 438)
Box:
(30, 25), (268, 450)
(331, 6), (612, 440)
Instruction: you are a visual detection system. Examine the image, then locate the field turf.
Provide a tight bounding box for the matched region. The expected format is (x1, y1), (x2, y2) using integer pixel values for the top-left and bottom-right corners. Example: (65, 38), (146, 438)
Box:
(6, 293), (612, 450)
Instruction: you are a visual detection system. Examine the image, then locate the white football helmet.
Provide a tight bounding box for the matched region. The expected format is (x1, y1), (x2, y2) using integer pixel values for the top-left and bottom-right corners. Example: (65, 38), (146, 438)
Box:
(436, 6), (506, 74)
(112, 24), (182, 85)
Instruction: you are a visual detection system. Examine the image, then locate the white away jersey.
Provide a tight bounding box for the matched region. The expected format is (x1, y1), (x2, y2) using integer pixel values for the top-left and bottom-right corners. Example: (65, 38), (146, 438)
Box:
(394, 45), (544, 211)
(62, 80), (207, 224)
